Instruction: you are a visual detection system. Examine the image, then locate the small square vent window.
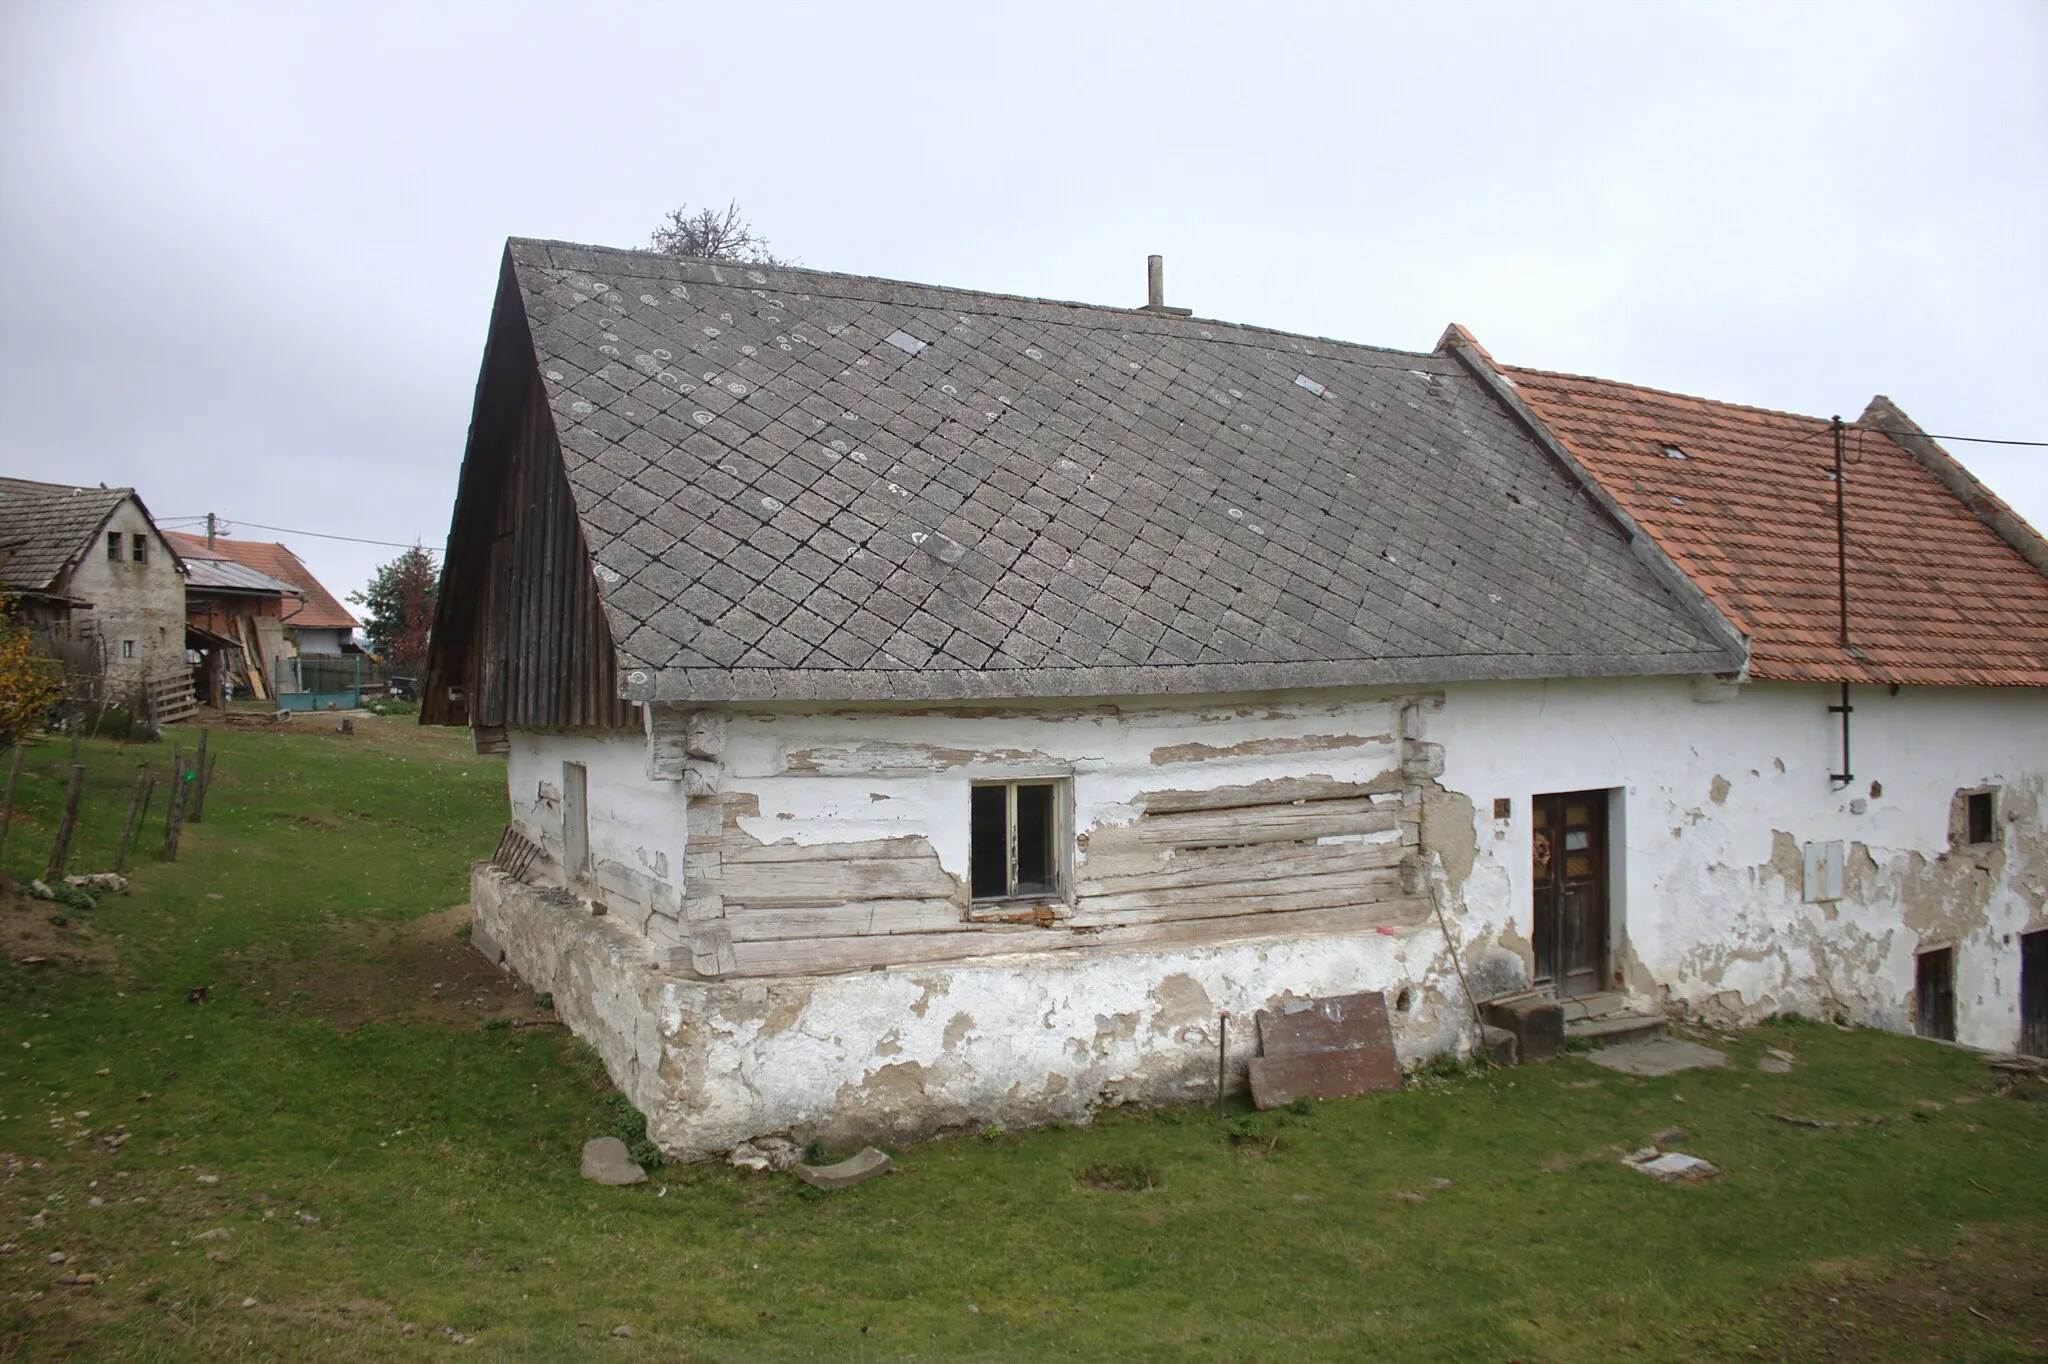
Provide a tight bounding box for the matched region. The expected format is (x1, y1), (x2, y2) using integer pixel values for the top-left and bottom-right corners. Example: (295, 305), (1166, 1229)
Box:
(884, 329), (927, 356)
(1293, 374), (1325, 397)
(1660, 444), (1689, 460)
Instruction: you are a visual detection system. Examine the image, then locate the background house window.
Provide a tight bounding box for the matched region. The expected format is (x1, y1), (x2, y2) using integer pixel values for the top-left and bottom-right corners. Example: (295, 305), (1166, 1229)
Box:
(970, 780), (1063, 900)
(1966, 790), (1996, 845)
(122, 639), (136, 659)
(107, 532), (122, 561)
(131, 533), (148, 564)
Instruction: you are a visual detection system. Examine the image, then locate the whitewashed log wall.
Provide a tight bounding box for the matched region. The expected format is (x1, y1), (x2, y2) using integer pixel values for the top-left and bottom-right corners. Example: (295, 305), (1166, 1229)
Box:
(657, 691), (1444, 978)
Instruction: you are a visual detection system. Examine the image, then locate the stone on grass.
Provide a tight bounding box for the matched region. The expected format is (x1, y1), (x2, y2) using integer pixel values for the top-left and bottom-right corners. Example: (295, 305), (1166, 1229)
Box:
(1649, 1126), (1689, 1144)
(728, 1136), (802, 1173)
(1757, 1056), (1794, 1074)
(612, 1324), (634, 1338)
(193, 1227), (230, 1241)
(793, 1146), (892, 1191)
(1626, 1151), (1719, 1181)
(580, 1137), (648, 1186)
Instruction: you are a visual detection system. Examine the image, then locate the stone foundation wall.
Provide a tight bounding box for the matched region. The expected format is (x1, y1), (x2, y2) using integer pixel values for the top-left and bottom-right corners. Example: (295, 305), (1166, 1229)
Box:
(472, 861), (1480, 1158)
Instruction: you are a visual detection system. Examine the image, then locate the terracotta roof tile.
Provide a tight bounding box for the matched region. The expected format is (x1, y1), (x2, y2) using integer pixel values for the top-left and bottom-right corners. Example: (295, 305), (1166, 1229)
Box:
(1502, 366), (2048, 687)
(164, 532), (358, 630)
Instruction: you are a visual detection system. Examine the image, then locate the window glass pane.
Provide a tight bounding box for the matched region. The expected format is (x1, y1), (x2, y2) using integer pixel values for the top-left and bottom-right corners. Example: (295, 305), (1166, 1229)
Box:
(132, 534), (147, 563)
(1014, 784), (1054, 896)
(969, 785), (1009, 899)
(107, 532), (121, 560)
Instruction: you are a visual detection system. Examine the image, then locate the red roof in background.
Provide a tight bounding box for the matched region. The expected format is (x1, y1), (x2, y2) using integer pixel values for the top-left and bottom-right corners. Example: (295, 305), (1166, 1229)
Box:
(1501, 367), (2048, 687)
(165, 532), (358, 631)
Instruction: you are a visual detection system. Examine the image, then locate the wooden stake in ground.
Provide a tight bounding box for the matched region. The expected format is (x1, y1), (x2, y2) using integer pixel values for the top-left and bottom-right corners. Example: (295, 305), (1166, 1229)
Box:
(0, 743), (24, 865)
(163, 758), (193, 862)
(45, 763), (86, 882)
(114, 763), (151, 873)
(189, 730), (211, 823)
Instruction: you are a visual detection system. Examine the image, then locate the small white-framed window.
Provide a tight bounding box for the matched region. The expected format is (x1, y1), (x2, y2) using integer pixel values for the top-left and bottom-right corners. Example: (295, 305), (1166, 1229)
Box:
(107, 532), (122, 561)
(122, 639), (136, 660)
(130, 533), (147, 564)
(970, 779), (1067, 902)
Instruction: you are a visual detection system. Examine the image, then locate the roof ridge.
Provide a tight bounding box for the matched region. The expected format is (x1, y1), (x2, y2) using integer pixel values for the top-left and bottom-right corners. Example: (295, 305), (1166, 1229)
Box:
(507, 237), (1442, 366)
(1500, 363), (1858, 430)
(0, 476), (136, 497)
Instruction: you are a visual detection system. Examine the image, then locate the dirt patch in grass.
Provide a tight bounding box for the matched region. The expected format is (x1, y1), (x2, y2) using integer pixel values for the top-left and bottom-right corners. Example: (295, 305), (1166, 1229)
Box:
(0, 882), (111, 971)
(232, 905), (539, 1029)
(1077, 1158), (1159, 1191)
(1770, 1221), (2048, 1360)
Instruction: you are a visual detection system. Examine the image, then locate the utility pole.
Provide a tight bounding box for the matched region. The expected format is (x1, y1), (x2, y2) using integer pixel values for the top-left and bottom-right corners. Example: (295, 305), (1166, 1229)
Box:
(206, 512), (217, 549)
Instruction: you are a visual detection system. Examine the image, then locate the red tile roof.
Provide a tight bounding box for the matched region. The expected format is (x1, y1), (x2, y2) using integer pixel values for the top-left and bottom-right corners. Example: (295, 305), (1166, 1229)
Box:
(1501, 366), (2048, 687)
(165, 532), (358, 631)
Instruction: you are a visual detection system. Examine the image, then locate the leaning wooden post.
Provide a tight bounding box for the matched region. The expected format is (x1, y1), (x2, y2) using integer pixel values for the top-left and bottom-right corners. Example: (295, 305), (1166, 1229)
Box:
(114, 763), (150, 873)
(44, 763), (86, 882)
(162, 757), (192, 862)
(162, 743), (181, 833)
(0, 744), (24, 866)
(188, 731), (211, 823)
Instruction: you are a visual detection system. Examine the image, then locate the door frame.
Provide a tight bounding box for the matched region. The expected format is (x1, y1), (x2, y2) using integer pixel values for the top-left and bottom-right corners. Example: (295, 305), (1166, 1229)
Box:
(1531, 787), (1615, 999)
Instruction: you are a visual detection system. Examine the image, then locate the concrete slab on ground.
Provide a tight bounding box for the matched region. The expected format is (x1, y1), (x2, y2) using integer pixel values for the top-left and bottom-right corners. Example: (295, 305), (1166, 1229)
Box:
(1584, 1038), (1728, 1077)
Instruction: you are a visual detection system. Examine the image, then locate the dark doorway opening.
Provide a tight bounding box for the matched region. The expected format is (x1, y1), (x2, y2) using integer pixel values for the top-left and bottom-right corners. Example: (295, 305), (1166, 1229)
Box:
(1916, 947), (1956, 1042)
(2021, 930), (2047, 1058)
(1532, 789), (1610, 999)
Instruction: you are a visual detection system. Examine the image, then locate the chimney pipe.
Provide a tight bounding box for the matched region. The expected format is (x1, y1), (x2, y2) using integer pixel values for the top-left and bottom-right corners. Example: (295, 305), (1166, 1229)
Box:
(1147, 255), (1164, 309)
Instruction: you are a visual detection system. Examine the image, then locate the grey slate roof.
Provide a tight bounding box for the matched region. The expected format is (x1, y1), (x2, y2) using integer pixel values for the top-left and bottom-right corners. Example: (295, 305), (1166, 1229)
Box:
(507, 239), (1741, 702)
(0, 478), (138, 592)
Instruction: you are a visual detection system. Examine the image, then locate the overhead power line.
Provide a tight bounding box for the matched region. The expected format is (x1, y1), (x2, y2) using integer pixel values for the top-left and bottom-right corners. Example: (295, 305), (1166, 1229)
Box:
(158, 516), (443, 552)
(1868, 429), (2048, 449)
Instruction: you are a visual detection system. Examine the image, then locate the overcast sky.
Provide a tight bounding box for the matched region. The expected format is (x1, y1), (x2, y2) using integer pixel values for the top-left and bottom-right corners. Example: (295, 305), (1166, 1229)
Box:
(2, 1), (2043, 611)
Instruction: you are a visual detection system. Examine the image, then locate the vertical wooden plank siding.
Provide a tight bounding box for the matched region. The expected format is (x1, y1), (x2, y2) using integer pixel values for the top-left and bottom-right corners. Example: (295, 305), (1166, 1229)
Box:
(426, 255), (634, 733)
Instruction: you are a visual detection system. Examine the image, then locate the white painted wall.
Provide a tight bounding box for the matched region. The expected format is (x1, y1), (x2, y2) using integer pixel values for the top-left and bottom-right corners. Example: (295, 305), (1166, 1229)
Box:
(1427, 677), (2048, 1049)
(506, 729), (687, 943)
(497, 671), (2048, 1151)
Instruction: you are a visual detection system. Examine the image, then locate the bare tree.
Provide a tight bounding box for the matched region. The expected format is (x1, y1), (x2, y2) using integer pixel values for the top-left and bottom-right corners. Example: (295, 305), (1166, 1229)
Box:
(648, 200), (786, 265)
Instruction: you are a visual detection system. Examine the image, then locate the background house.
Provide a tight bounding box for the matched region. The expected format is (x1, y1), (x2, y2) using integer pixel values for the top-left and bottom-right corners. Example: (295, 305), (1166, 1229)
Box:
(427, 242), (2047, 1157)
(166, 531), (363, 705)
(0, 476), (186, 712)
(167, 533), (301, 704)
(165, 532), (359, 654)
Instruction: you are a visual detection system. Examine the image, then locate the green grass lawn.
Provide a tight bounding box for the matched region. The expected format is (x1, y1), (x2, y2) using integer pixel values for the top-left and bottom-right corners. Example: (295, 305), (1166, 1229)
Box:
(1, 718), (2044, 1361)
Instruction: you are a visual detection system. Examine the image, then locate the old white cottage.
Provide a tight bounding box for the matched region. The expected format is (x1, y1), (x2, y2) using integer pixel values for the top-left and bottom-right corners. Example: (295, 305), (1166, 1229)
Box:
(426, 241), (2048, 1156)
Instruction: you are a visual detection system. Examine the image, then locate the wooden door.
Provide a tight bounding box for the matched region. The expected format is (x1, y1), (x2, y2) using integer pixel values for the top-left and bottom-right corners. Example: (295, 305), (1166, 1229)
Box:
(1916, 947), (1955, 1041)
(2018, 931), (2045, 1058)
(1532, 790), (1609, 998)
